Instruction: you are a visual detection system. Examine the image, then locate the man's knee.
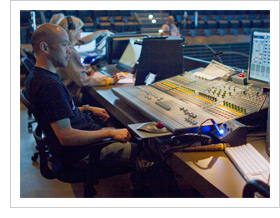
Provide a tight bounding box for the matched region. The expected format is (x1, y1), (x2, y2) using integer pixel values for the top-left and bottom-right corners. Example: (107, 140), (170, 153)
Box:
(100, 142), (137, 162)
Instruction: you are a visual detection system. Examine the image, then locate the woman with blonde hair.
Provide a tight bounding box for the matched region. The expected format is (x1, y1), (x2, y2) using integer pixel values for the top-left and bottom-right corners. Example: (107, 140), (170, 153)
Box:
(49, 13), (65, 25)
(56, 16), (125, 104)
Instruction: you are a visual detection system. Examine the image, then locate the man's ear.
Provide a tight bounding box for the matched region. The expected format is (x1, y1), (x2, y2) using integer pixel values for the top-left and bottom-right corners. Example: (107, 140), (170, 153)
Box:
(39, 42), (49, 54)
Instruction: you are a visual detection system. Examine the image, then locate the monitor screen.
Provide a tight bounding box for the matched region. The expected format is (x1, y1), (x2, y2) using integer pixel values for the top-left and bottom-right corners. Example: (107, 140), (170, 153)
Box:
(248, 29), (270, 86)
(135, 36), (184, 85)
(118, 38), (142, 69)
(106, 34), (147, 64)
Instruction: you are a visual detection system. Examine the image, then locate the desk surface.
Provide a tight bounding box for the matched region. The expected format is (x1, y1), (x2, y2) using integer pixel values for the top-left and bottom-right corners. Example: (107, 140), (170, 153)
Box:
(86, 85), (269, 198)
(168, 138), (269, 198)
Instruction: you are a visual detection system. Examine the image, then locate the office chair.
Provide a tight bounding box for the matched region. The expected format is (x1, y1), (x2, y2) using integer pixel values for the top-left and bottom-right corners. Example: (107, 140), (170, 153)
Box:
(20, 89), (130, 197)
(243, 180), (270, 198)
(21, 57), (36, 132)
(21, 56), (35, 75)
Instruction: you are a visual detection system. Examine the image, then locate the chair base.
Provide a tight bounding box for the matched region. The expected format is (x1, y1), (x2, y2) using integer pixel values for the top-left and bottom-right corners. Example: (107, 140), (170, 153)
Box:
(31, 151), (39, 161)
(84, 184), (97, 197)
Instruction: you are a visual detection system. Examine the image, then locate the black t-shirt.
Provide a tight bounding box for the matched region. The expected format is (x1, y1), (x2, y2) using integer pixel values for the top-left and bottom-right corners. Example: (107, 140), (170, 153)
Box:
(25, 67), (101, 132)
(25, 67), (102, 164)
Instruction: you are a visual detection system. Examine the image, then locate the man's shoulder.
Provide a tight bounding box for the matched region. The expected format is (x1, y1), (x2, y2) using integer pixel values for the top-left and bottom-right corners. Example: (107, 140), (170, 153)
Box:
(33, 68), (61, 84)
(29, 69), (65, 94)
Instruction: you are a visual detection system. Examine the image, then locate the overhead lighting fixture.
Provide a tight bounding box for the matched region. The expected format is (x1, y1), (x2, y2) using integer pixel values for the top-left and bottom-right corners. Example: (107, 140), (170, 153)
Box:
(152, 19), (157, 23)
(148, 14), (153, 20)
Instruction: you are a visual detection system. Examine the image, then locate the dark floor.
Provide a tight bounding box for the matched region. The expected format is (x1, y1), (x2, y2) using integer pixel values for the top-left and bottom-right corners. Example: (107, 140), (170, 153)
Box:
(20, 101), (202, 198)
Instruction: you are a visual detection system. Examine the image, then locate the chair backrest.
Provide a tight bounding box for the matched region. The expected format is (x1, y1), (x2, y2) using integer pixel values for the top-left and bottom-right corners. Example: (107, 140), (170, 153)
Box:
(20, 89), (59, 179)
(20, 89), (56, 143)
(21, 57), (35, 74)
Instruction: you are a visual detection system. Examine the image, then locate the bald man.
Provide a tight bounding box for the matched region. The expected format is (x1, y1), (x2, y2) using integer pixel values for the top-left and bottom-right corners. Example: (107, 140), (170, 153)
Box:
(161, 15), (181, 37)
(25, 23), (138, 168)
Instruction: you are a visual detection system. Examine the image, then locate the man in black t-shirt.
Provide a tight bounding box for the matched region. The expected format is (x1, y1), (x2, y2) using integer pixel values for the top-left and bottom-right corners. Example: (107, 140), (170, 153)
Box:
(25, 23), (182, 197)
(25, 23), (137, 167)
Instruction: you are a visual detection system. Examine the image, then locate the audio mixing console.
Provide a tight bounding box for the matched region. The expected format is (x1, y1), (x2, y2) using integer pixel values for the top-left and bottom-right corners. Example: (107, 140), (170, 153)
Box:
(112, 72), (269, 134)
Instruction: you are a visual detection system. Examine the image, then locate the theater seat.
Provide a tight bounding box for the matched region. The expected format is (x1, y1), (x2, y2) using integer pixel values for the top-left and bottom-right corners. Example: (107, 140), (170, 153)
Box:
(231, 28), (245, 35)
(251, 19), (262, 28)
(219, 20), (230, 28)
(217, 28), (232, 36)
(189, 29), (205, 37)
(244, 28), (252, 35)
(240, 19), (251, 28)
(262, 19), (270, 28)
(206, 20), (218, 29)
(204, 28), (218, 36)
(229, 20), (241, 28)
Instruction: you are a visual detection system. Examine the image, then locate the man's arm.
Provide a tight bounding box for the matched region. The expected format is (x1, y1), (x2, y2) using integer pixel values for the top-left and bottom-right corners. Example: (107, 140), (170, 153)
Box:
(75, 30), (112, 46)
(50, 118), (131, 146)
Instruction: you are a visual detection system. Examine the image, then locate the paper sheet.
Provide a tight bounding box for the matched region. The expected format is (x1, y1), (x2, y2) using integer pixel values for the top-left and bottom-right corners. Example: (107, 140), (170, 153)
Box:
(117, 73), (134, 84)
(193, 60), (235, 80)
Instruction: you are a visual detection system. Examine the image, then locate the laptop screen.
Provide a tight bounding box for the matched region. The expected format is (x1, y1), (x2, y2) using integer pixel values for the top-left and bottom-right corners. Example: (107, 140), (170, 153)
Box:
(117, 38), (142, 70)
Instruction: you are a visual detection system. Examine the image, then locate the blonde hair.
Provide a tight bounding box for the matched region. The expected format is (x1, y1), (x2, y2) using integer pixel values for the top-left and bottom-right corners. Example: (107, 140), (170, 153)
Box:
(58, 16), (84, 44)
(49, 13), (65, 25)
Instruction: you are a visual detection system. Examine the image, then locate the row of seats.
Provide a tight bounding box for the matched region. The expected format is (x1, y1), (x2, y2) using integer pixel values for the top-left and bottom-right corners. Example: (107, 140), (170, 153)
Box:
(20, 10), (140, 33)
(189, 14), (269, 21)
(167, 10), (269, 16)
(177, 18), (270, 30)
(93, 15), (140, 32)
(20, 10), (133, 26)
(184, 28), (254, 37)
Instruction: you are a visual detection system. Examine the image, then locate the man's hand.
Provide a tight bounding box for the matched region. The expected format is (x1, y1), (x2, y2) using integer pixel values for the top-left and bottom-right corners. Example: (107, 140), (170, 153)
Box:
(113, 72), (126, 84)
(88, 107), (110, 122)
(111, 129), (131, 143)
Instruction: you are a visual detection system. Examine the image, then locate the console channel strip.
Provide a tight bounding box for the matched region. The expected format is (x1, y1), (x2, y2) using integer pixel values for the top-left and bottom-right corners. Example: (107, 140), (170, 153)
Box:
(112, 85), (226, 134)
(150, 74), (269, 121)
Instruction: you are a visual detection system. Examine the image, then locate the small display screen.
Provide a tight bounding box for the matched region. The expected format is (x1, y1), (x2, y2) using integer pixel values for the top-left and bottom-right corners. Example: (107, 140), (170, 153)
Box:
(248, 30), (270, 85)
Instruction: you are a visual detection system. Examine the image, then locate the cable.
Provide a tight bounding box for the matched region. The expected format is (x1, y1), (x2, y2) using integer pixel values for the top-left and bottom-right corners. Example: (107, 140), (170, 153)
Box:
(198, 43), (223, 64)
(162, 141), (195, 159)
(213, 51), (249, 58)
(243, 94), (268, 126)
(183, 42), (223, 64)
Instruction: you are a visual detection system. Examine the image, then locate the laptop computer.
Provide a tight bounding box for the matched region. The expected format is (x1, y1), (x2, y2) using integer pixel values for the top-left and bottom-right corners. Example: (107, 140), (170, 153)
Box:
(100, 38), (142, 77)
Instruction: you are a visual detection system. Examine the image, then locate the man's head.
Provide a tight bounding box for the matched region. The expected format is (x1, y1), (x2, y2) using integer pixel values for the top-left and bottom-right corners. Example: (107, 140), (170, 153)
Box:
(31, 23), (71, 70)
(167, 16), (175, 24)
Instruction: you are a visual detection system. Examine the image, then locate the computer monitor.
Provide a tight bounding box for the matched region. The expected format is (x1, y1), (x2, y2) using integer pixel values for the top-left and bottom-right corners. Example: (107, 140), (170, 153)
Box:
(106, 34), (147, 64)
(117, 38), (142, 70)
(135, 36), (184, 85)
(247, 29), (270, 86)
